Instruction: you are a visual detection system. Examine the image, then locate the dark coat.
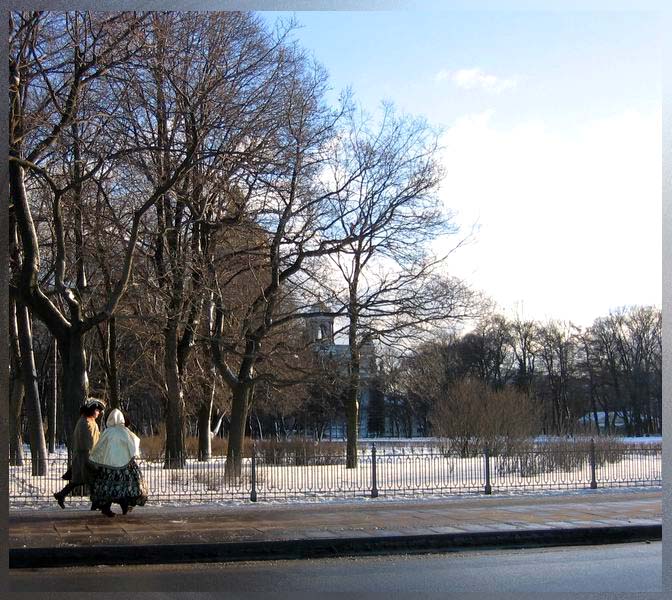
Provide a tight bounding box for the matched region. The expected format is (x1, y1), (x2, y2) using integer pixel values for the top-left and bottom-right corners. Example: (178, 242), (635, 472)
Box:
(63, 416), (100, 484)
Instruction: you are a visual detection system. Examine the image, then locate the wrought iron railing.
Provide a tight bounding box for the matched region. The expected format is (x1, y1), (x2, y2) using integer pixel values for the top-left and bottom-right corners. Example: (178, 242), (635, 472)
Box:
(8, 442), (661, 507)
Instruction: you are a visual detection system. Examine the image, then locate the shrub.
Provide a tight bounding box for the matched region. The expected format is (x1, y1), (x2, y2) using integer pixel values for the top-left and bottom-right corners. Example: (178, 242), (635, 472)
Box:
(255, 439), (344, 466)
(138, 428), (346, 465)
(495, 436), (650, 477)
(430, 378), (540, 457)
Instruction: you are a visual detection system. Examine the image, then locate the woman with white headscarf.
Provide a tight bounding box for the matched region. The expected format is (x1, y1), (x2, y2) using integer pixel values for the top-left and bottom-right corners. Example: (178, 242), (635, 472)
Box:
(88, 408), (148, 517)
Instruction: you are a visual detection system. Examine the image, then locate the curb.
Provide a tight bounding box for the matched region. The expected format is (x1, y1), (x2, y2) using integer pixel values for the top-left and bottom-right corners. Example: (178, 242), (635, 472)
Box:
(9, 525), (661, 569)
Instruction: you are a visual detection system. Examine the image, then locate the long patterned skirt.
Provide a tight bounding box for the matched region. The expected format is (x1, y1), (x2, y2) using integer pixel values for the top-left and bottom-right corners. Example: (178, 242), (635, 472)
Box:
(89, 459), (148, 509)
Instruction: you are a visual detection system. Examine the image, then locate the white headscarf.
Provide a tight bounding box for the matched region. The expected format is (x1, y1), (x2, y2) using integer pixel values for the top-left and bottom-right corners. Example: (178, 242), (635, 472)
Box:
(89, 408), (141, 468)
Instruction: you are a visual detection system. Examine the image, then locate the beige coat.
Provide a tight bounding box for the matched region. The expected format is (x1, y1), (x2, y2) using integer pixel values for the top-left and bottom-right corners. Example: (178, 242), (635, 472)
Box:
(68, 416), (100, 484)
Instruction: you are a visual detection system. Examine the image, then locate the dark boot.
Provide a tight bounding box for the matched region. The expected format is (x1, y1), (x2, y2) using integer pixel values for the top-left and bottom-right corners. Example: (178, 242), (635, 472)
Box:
(101, 504), (115, 517)
(53, 493), (65, 509)
(119, 499), (129, 515)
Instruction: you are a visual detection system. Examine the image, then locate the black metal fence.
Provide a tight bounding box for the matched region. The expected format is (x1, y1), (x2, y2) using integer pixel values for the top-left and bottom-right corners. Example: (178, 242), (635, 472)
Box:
(9, 442), (661, 507)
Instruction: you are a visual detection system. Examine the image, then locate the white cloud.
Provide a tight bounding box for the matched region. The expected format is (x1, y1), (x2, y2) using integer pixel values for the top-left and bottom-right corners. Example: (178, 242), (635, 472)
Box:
(435, 67), (518, 94)
(436, 109), (661, 326)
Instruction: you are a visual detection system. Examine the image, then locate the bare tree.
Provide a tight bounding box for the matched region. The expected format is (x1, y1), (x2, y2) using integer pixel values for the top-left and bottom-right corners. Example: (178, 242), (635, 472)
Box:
(121, 13), (306, 467)
(509, 314), (538, 397)
(8, 12), (184, 451)
(325, 106), (476, 466)
(208, 47), (377, 476)
(9, 297), (26, 467)
(574, 326), (603, 435)
(454, 313), (515, 389)
(536, 321), (579, 434)
(15, 299), (48, 474)
(587, 315), (624, 433)
(295, 348), (348, 440)
(585, 307), (662, 435)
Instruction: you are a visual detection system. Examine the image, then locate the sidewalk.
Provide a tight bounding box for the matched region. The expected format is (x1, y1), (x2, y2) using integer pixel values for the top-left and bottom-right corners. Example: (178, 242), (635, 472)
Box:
(9, 489), (662, 568)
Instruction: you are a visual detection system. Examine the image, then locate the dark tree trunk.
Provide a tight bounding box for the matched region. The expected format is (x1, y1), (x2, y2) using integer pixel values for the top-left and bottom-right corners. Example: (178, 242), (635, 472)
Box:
(9, 367), (25, 467)
(225, 384), (251, 477)
(198, 400), (213, 462)
(591, 402), (600, 436)
(345, 345), (360, 469)
(164, 325), (186, 468)
(9, 299), (25, 466)
(16, 301), (48, 476)
(107, 317), (121, 409)
(164, 398), (186, 468)
(345, 280), (361, 469)
(48, 338), (58, 452)
(60, 331), (89, 452)
(9, 381), (25, 466)
(585, 356), (600, 435)
(644, 396), (654, 435)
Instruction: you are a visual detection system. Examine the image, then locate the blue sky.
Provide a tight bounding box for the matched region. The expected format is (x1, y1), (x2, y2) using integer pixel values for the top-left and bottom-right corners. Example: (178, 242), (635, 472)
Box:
(259, 11), (661, 326)
(263, 11), (659, 126)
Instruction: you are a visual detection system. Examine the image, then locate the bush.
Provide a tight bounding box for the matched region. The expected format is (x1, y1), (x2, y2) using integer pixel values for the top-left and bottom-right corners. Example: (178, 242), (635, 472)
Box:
(255, 439), (344, 466)
(139, 424), (248, 462)
(138, 427), (345, 465)
(495, 436), (651, 477)
(430, 378), (540, 457)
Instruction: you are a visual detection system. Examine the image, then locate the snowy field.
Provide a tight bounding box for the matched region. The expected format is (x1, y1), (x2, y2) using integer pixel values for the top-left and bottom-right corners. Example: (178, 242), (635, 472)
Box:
(9, 437), (661, 509)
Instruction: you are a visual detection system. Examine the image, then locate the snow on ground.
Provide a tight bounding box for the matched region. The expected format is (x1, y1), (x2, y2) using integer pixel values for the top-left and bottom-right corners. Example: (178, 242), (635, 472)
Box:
(9, 484), (662, 514)
(9, 439), (661, 510)
(617, 436), (663, 444)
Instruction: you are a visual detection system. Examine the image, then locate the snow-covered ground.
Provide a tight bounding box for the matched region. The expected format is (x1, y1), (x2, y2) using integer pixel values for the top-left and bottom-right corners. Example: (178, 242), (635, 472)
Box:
(9, 439), (661, 509)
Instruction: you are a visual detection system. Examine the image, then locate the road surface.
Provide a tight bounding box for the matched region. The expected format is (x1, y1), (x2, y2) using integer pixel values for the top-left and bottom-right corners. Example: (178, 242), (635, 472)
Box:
(9, 542), (661, 593)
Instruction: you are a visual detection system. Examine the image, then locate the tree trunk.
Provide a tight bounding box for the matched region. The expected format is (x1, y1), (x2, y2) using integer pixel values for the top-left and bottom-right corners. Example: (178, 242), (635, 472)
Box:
(345, 347), (360, 469)
(60, 331), (90, 454)
(644, 395), (654, 435)
(164, 310), (189, 466)
(164, 326), (186, 468)
(16, 301), (48, 476)
(225, 384), (251, 478)
(197, 397), (213, 462)
(9, 297), (25, 466)
(48, 337), (58, 452)
(622, 411), (632, 436)
(586, 361), (600, 436)
(591, 400), (600, 436)
(9, 377), (25, 466)
(107, 317), (121, 409)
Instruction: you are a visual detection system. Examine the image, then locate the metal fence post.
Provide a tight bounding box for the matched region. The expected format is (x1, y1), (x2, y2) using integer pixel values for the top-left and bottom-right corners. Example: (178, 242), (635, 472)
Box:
(589, 438), (597, 489)
(371, 443), (379, 498)
(250, 444), (258, 502)
(484, 447), (492, 495)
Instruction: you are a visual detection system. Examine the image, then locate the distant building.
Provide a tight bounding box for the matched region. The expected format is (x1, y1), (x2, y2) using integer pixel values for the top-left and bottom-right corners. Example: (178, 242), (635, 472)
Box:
(305, 304), (424, 438)
(305, 302), (373, 438)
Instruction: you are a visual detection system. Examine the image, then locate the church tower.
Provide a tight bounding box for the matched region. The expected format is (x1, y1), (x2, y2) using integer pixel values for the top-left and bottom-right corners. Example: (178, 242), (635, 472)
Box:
(307, 301), (334, 344)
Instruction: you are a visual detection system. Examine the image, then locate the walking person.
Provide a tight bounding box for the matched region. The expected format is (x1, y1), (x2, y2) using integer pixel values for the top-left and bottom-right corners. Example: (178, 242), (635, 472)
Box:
(88, 408), (148, 517)
(53, 398), (106, 509)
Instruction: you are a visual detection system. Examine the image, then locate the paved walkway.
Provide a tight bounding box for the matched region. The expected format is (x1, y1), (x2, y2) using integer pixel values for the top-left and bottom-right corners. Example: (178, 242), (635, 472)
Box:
(9, 489), (662, 567)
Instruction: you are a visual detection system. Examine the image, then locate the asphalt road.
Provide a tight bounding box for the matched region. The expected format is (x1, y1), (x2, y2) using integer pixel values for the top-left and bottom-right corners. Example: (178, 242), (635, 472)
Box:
(9, 542), (661, 593)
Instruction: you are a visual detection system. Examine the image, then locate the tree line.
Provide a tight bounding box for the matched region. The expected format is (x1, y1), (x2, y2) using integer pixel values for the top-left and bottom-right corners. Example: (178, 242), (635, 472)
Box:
(9, 11), (473, 475)
(379, 306), (661, 450)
